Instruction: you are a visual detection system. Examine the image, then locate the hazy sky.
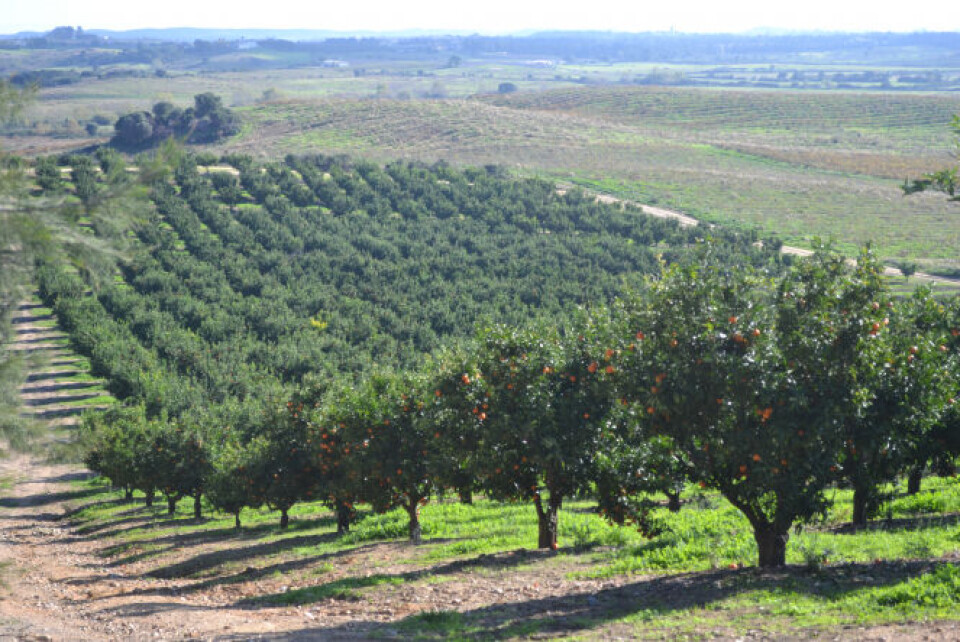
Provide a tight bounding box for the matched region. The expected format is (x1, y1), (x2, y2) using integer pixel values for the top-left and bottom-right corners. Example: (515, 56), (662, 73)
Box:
(2, 0), (957, 35)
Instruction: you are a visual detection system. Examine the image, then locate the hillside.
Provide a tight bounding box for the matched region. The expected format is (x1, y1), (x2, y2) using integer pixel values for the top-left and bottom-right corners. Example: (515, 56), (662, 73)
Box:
(29, 152), (774, 416)
(224, 92), (960, 268)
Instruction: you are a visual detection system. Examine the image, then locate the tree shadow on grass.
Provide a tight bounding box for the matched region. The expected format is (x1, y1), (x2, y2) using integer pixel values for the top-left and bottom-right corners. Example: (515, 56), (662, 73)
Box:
(0, 486), (105, 509)
(215, 559), (956, 641)
(71, 504), (174, 535)
(80, 514), (336, 571)
(144, 527), (345, 580)
(829, 512), (960, 534)
(86, 540), (389, 602)
(245, 547), (569, 608)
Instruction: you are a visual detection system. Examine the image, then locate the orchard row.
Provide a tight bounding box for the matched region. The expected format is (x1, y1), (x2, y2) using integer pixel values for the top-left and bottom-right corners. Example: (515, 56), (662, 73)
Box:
(30, 151), (958, 567)
(78, 245), (960, 568)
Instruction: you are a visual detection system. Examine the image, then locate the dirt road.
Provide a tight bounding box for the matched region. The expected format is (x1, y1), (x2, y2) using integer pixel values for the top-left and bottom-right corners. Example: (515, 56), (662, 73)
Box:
(591, 190), (959, 286)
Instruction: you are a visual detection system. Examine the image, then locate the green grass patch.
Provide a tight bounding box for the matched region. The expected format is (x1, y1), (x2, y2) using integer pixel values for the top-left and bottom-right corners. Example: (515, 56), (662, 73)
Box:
(54, 471), (960, 637)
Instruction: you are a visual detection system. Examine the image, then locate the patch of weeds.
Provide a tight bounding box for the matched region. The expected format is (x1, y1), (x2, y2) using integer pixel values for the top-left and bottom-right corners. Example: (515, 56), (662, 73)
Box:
(258, 573), (404, 605)
(795, 538), (834, 571)
(902, 534), (935, 560)
(568, 517), (602, 551)
(399, 609), (471, 641)
(430, 539), (493, 558)
(889, 492), (946, 517)
(341, 511), (409, 544)
(0, 416), (44, 453)
(45, 438), (85, 464)
(0, 560), (15, 591)
(308, 562), (333, 576)
(873, 564), (960, 609)
(412, 609), (464, 626)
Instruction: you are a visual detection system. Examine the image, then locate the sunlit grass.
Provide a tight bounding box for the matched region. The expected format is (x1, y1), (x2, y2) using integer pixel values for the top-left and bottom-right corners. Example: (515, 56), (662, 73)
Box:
(55, 469), (960, 637)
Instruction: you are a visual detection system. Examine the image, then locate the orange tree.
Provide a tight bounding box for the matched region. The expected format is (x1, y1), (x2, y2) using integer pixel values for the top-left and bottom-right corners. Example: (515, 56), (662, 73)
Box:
(618, 246), (890, 567)
(245, 403), (319, 529)
(150, 424), (210, 518)
(427, 347), (488, 505)
(81, 405), (151, 502)
(842, 287), (958, 511)
(309, 379), (379, 536)
(592, 407), (685, 534)
(463, 316), (617, 550)
(340, 371), (446, 544)
(592, 300), (689, 525)
(928, 296), (960, 479)
(206, 434), (259, 529)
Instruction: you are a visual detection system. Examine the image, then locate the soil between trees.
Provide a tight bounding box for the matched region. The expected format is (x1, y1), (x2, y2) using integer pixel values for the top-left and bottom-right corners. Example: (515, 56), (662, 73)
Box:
(0, 452), (957, 641)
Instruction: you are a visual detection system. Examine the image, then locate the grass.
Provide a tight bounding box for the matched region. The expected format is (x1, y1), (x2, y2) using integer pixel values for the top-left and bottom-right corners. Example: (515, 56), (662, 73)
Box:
(0, 560), (15, 591)
(56, 471), (960, 638)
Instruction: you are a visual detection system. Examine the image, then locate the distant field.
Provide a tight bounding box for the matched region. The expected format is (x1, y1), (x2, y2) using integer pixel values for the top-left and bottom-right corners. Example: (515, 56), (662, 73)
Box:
(5, 73), (960, 267)
(222, 91), (960, 266)
(481, 86), (960, 176)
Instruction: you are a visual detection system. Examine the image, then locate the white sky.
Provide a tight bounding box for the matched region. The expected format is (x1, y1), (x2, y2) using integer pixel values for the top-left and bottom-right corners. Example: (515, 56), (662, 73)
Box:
(1, 0), (957, 35)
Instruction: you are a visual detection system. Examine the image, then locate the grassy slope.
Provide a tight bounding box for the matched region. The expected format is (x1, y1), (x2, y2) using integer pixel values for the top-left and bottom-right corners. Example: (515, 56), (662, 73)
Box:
(224, 92), (960, 265)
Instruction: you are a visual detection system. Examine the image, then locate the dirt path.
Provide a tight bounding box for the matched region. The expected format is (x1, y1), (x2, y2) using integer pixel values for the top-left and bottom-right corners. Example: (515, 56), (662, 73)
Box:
(590, 190), (960, 286)
(0, 453), (307, 641)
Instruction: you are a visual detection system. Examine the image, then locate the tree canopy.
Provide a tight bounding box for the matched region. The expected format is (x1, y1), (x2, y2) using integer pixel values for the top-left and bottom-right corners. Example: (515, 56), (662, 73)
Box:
(112, 93), (239, 149)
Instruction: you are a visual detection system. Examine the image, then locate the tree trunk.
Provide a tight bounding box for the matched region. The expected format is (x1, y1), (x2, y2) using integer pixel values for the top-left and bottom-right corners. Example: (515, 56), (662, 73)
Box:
(406, 501), (422, 544)
(145, 489), (154, 508)
(666, 490), (681, 512)
(852, 485), (872, 527)
(193, 492), (202, 520)
(279, 508), (289, 529)
(458, 488), (473, 505)
(167, 496), (178, 515)
(535, 492), (561, 550)
(234, 511), (242, 529)
(753, 525), (789, 567)
(124, 488), (134, 501)
(907, 466), (924, 495)
(336, 500), (352, 535)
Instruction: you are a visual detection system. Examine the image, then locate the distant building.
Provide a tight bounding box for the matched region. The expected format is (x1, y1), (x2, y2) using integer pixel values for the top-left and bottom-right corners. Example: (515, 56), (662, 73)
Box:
(238, 40), (259, 50)
(322, 59), (349, 68)
(524, 59), (557, 68)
